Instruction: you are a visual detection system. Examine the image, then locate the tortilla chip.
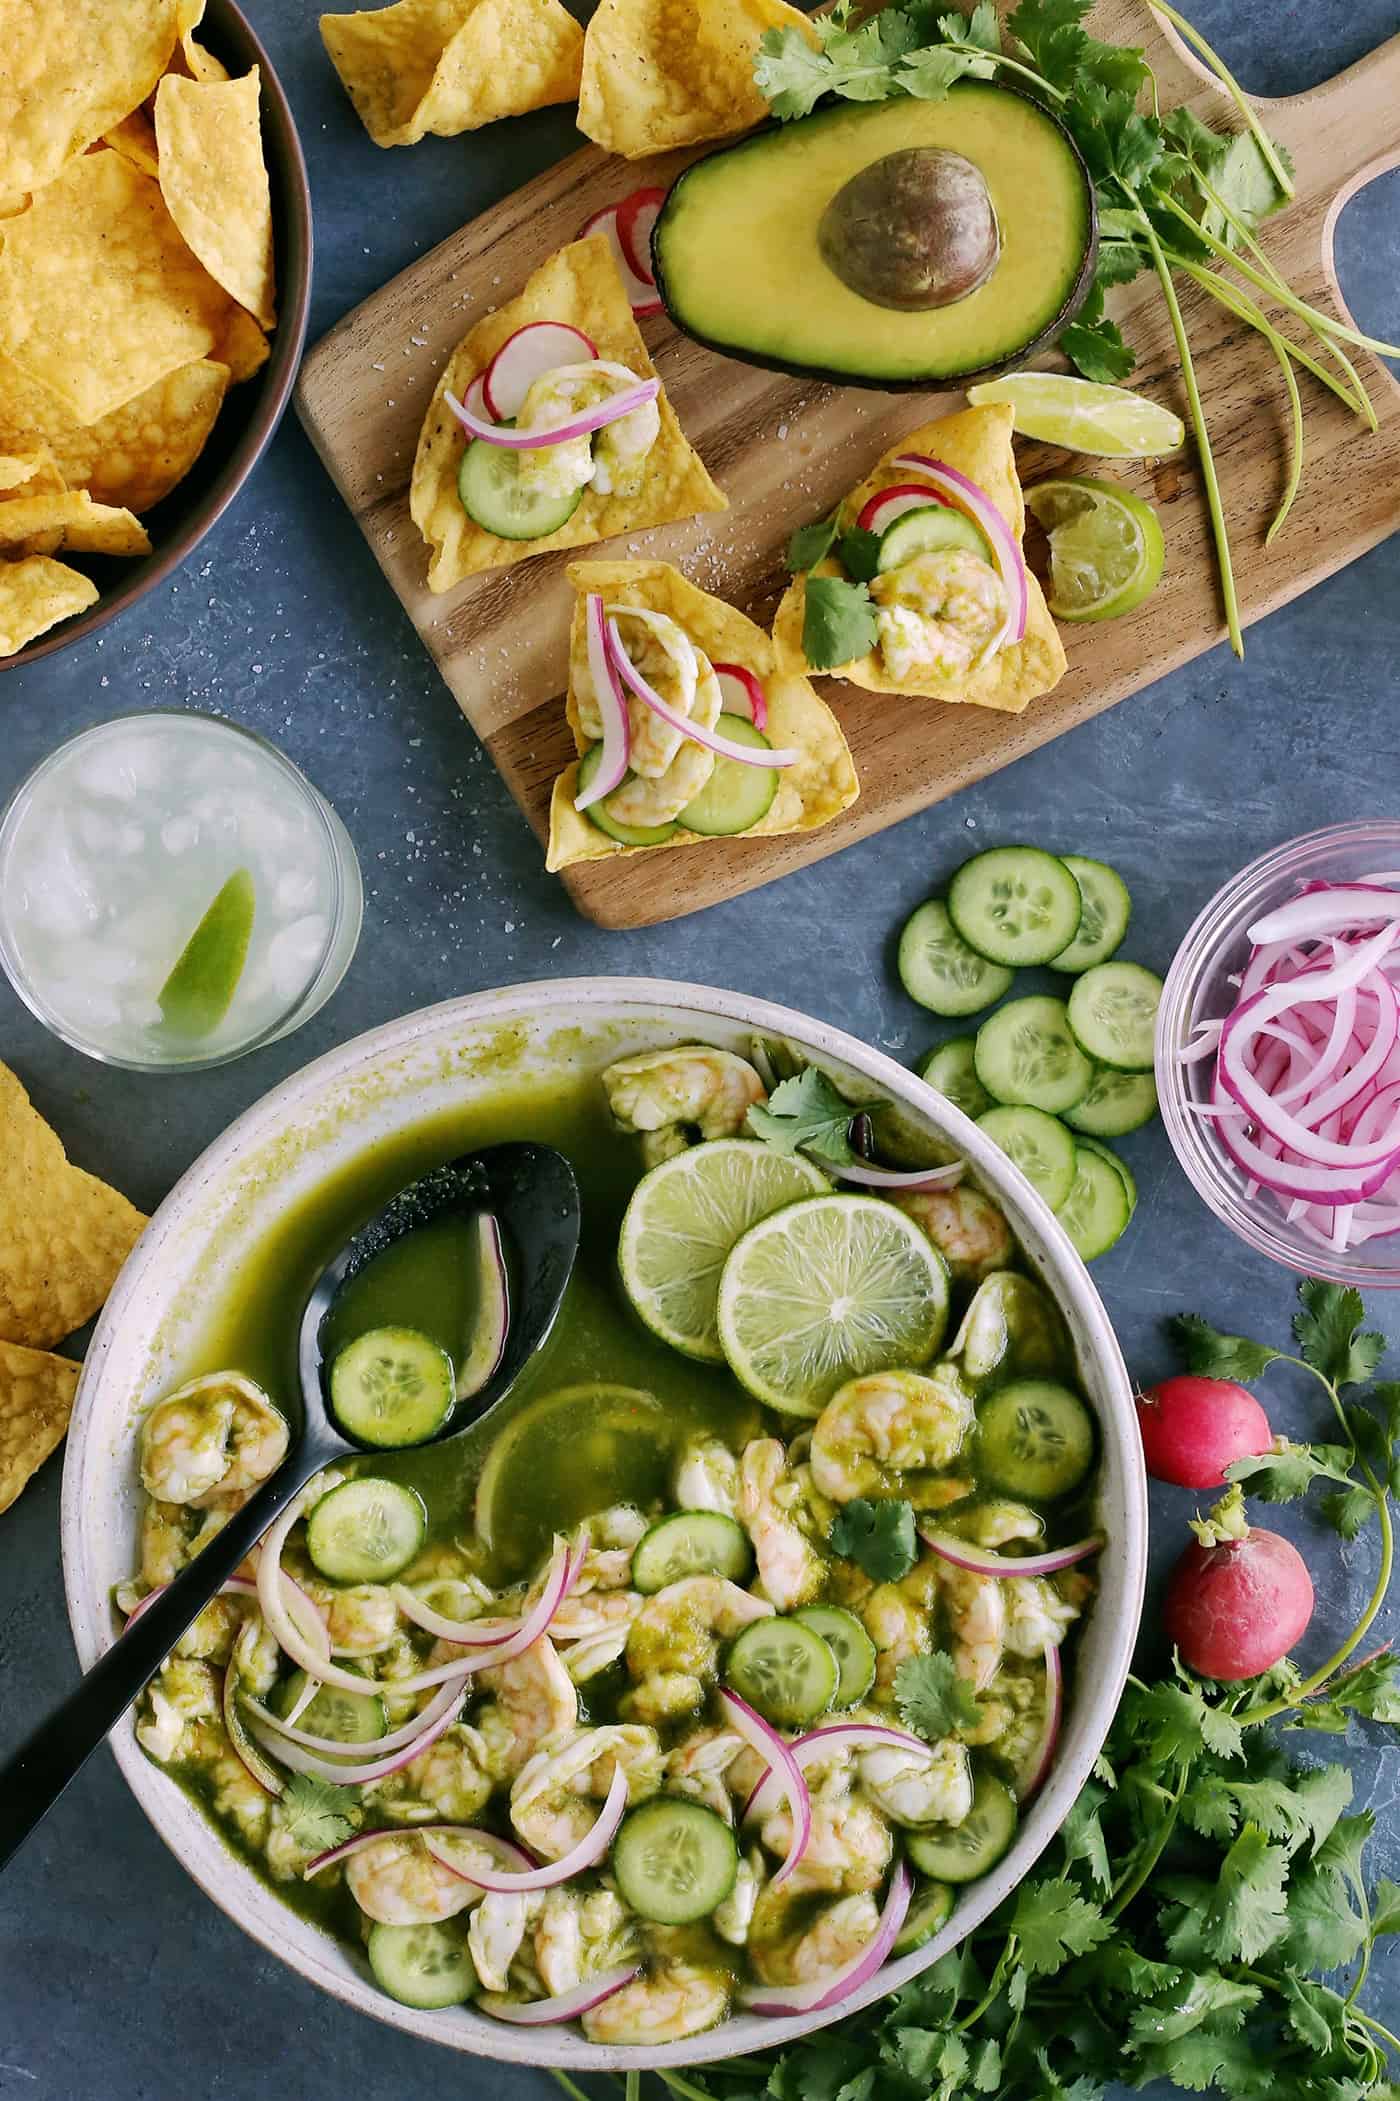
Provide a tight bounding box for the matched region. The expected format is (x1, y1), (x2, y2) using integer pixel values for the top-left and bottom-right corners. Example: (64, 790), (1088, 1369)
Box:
(0, 0), (180, 197)
(0, 556), (99, 655)
(0, 151), (234, 427)
(0, 1062), (146, 1348)
(168, 0), (231, 82)
(0, 354), (230, 514)
(0, 448), (63, 498)
(103, 108), (161, 178)
(155, 71), (276, 328)
(0, 491), (151, 558)
(321, 0), (584, 149)
(413, 235), (726, 592)
(546, 558), (858, 871)
(773, 405), (1067, 714)
(578, 0), (816, 159)
(0, 1340), (80, 1515)
(215, 307), (271, 384)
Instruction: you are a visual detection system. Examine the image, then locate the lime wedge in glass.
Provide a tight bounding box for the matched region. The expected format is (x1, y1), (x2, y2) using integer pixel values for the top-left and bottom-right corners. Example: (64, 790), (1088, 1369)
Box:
(968, 372), (1184, 457)
(716, 1193), (950, 1417)
(618, 1138), (830, 1363)
(1025, 476), (1165, 622)
(158, 867), (256, 1037)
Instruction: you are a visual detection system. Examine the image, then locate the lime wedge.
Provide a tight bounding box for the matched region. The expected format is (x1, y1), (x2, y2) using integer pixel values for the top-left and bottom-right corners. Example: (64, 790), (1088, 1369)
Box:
(1025, 476), (1165, 622)
(619, 1138), (831, 1363)
(968, 372), (1184, 457)
(716, 1193), (950, 1417)
(158, 867), (256, 1037)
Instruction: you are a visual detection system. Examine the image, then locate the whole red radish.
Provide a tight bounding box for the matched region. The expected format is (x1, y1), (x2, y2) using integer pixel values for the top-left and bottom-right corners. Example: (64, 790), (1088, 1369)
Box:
(1163, 1486), (1313, 1681)
(1136, 1375), (1273, 1489)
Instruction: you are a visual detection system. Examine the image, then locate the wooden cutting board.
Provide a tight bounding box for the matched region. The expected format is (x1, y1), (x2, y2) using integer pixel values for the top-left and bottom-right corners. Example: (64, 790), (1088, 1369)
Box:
(296, 6), (1400, 928)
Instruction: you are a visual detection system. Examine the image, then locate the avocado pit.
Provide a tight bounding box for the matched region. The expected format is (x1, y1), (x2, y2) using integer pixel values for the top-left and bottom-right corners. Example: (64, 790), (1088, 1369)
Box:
(818, 146), (1001, 312)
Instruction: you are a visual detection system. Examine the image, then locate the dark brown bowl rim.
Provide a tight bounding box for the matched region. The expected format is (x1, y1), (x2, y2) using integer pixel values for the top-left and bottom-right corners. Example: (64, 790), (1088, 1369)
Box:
(0, 0), (313, 672)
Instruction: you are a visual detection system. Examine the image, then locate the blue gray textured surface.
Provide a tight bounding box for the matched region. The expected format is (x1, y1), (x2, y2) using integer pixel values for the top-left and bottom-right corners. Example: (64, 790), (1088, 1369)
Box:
(1, 3), (1399, 2094)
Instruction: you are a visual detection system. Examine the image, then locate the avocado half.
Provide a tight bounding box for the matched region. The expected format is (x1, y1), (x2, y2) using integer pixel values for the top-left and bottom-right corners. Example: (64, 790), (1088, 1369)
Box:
(652, 84), (1098, 391)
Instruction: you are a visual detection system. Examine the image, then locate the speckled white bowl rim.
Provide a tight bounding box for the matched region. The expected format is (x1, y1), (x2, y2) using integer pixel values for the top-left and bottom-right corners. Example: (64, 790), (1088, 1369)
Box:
(61, 977), (1147, 2073)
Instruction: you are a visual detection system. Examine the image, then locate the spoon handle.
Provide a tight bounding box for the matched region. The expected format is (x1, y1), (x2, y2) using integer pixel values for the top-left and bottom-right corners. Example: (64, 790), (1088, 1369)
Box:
(0, 1450), (321, 1874)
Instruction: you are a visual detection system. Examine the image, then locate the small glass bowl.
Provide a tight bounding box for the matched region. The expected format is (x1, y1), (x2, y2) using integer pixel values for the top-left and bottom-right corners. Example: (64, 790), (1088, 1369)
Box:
(1155, 820), (1400, 1288)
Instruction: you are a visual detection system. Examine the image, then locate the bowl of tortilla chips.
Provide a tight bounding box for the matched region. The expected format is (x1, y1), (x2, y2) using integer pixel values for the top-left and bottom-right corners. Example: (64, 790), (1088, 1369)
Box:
(0, 0), (312, 668)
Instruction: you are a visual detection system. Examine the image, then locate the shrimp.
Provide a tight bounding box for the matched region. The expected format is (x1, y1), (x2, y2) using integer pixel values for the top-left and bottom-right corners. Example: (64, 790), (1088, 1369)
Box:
(602, 1045), (766, 1145)
(862, 1556), (940, 1697)
(552, 1590), (643, 1683)
(738, 1439), (826, 1611)
(533, 1887), (639, 1995)
(750, 1886), (881, 1986)
(858, 1736), (973, 1828)
(674, 1435), (741, 1519)
(393, 1726), (494, 1823)
(473, 1635), (580, 1780)
(940, 1562), (1007, 1690)
(344, 1832), (481, 1926)
(1004, 1574), (1081, 1657)
(326, 1583), (400, 1656)
(869, 548), (1008, 684)
(140, 1372), (288, 1509)
(714, 1849), (766, 1945)
(581, 1960), (730, 2045)
(664, 1727), (750, 1820)
(963, 1500), (1045, 1551)
(624, 1576), (773, 1723)
(576, 606), (700, 780)
(951, 1271), (1066, 1383)
(511, 1725), (662, 1858)
(892, 1187), (1014, 1285)
(172, 1594), (242, 1665)
(577, 1503), (648, 1590)
(517, 360), (659, 502)
(760, 1772), (893, 1895)
(469, 1890), (540, 1994)
(134, 1656), (220, 1764)
(811, 1366), (975, 1506)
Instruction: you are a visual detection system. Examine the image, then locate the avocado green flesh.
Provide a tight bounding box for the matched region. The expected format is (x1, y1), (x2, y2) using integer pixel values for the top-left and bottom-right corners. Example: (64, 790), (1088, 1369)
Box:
(655, 86), (1094, 385)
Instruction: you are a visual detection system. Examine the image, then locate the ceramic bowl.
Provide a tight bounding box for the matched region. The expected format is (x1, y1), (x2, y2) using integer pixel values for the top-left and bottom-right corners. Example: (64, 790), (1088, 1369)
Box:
(61, 979), (1147, 2072)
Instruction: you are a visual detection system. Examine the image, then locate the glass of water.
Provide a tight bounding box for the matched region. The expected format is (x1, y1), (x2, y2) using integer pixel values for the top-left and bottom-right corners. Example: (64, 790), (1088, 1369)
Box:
(0, 712), (364, 1071)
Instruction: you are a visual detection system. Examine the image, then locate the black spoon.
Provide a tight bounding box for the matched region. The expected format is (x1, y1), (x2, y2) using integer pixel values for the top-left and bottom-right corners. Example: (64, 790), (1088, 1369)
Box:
(0, 1141), (580, 1874)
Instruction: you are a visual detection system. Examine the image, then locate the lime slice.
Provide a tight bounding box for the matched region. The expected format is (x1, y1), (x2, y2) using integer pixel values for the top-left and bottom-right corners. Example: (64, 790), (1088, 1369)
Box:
(158, 867), (256, 1037)
(1024, 476), (1165, 622)
(716, 1193), (950, 1418)
(967, 372), (1184, 457)
(619, 1138), (831, 1363)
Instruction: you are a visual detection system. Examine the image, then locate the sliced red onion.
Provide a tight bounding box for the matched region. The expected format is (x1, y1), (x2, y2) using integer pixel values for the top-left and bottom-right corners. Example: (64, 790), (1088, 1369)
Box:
(742, 1861), (913, 2015)
(248, 1676), (466, 1788)
(456, 1211), (509, 1401)
(741, 1720), (930, 1824)
(444, 372), (660, 452)
(480, 1962), (642, 2026)
(1246, 884), (1400, 947)
(390, 1587), (522, 1645)
(616, 186), (666, 286)
(892, 454), (1029, 655)
(305, 1824), (535, 1883)
(247, 1673), (468, 1758)
(919, 1527), (1105, 1581)
(574, 593), (631, 812)
(837, 1158), (965, 1192)
(713, 661), (769, 732)
(578, 199), (663, 317)
(482, 322), (599, 421)
(719, 1690), (811, 1887)
(856, 482), (950, 536)
(424, 1765), (628, 1893)
(121, 1573), (258, 1630)
(1014, 1642), (1063, 1802)
(607, 618), (799, 769)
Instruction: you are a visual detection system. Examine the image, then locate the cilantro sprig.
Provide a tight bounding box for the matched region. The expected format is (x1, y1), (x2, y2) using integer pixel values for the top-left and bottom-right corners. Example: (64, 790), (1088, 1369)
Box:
(745, 1064), (880, 1167)
(828, 1494), (918, 1581)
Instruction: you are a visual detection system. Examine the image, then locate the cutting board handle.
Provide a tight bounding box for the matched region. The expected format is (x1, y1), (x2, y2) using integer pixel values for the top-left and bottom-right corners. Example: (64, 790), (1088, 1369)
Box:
(1276, 33), (1400, 200)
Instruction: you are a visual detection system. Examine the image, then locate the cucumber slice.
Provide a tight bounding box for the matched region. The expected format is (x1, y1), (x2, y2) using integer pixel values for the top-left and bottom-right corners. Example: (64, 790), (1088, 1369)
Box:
(368, 1920), (477, 2009)
(1076, 1134), (1138, 1218)
(632, 1510), (753, 1593)
(457, 437), (584, 540)
(919, 1036), (993, 1121)
(974, 996), (1092, 1115)
(878, 505), (993, 570)
(1066, 962), (1162, 1072)
(976, 1105), (1077, 1211)
(611, 1798), (738, 1924)
(794, 1604), (877, 1708)
(1064, 1062), (1158, 1137)
(905, 1771), (1017, 1883)
(1055, 1144), (1132, 1260)
(947, 847), (1082, 967)
(978, 1378), (1095, 1500)
(898, 900), (1013, 1018)
(306, 1477), (427, 1584)
(892, 1878), (956, 1953)
(1050, 856), (1132, 973)
(329, 1326), (455, 1448)
(724, 1615), (838, 1727)
(677, 717), (778, 837)
(274, 1669), (387, 1745)
(576, 743), (680, 848)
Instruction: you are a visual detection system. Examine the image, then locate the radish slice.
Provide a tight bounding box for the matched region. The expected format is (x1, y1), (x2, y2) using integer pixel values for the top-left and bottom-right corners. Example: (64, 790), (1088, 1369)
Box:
(480, 1962), (642, 2026)
(919, 1527), (1105, 1581)
(891, 454), (1029, 657)
(306, 1825), (535, 1883)
(482, 322), (599, 421)
(456, 1212), (509, 1401)
(574, 593), (631, 811)
(445, 371), (660, 452)
(713, 661), (768, 732)
(607, 617), (799, 768)
(742, 1861), (913, 2015)
(423, 1765), (628, 1892)
(616, 185), (666, 286)
(855, 483), (950, 536)
(719, 1690), (811, 1888)
(1015, 1642), (1063, 1802)
(578, 201), (663, 318)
